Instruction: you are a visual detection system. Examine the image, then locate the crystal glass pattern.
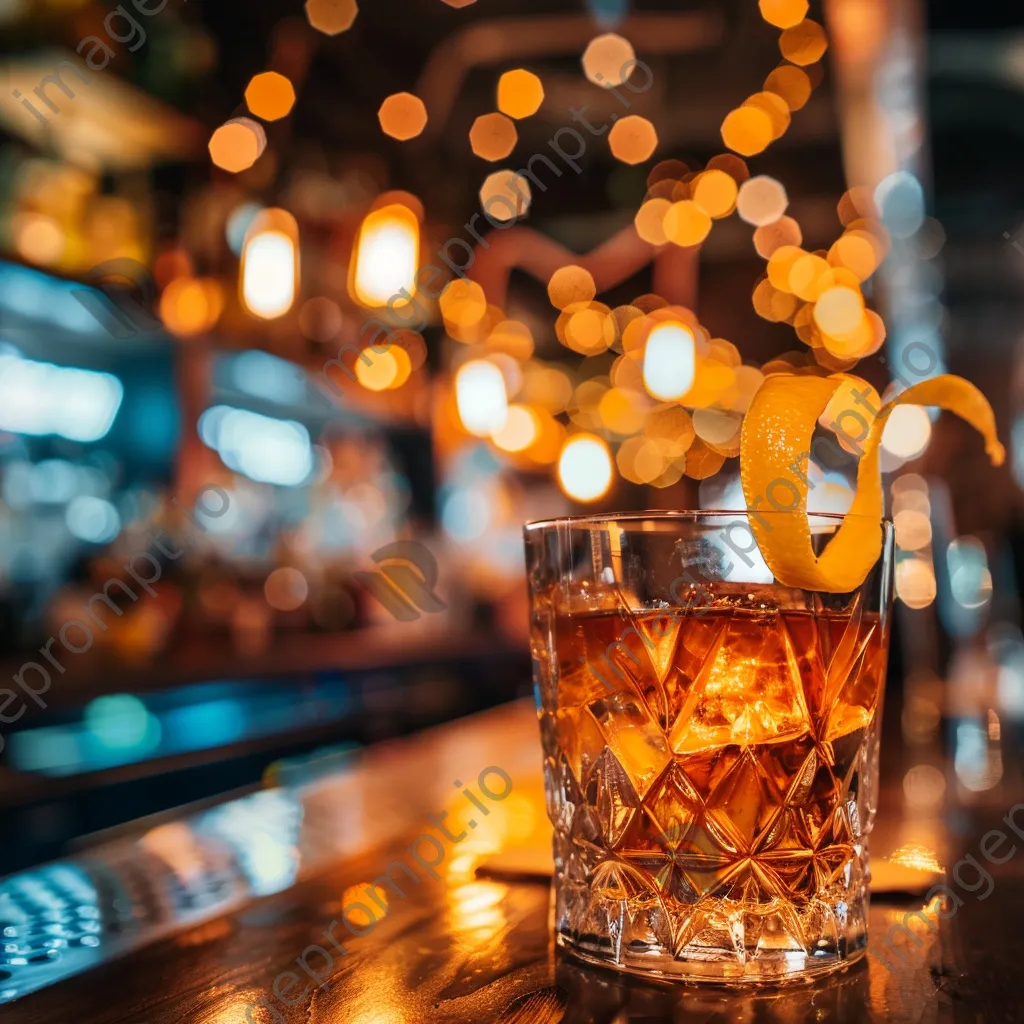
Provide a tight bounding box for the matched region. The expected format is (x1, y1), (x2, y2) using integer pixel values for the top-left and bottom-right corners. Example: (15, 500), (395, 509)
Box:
(524, 512), (894, 982)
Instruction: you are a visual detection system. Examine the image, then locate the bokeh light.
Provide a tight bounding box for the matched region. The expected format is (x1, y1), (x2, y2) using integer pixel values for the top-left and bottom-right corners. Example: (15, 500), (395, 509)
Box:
(753, 215), (802, 258)
(758, 0), (809, 29)
(562, 304), (616, 355)
(305, 0), (358, 35)
(569, 379), (609, 430)
(582, 33), (636, 88)
(645, 404), (695, 454)
(245, 72), (296, 121)
(766, 245), (803, 289)
(663, 200), (712, 247)
(896, 557), (938, 609)
(730, 365), (765, 413)
(838, 186), (878, 225)
(209, 118), (266, 173)
(764, 64), (812, 111)
(643, 322), (695, 400)
(753, 278), (796, 323)
(882, 404), (932, 461)
(480, 170), (531, 222)
(706, 153), (750, 185)
(497, 70), (544, 119)
(557, 434), (614, 502)
(491, 404), (539, 452)
(521, 366), (573, 412)
(902, 763), (945, 809)
(894, 509), (932, 551)
(693, 408), (742, 451)
(13, 213), (64, 265)
(469, 113), (518, 161)
(720, 106), (773, 157)
(744, 91), (790, 139)
(634, 198), (671, 245)
(617, 436), (667, 485)
(548, 265), (596, 310)
(441, 278), (488, 329)
(264, 568), (309, 611)
(351, 203), (420, 308)
(788, 252), (831, 301)
(874, 170), (926, 240)
(241, 210), (299, 320)
(598, 387), (646, 435)
(159, 277), (224, 336)
(736, 175), (788, 226)
(684, 439), (727, 480)
(456, 360), (508, 436)
(829, 230), (882, 281)
(355, 349), (400, 391)
(487, 320), (535, 359)
(608, 116), (658, 165)
(813, 285), (864, 338)
(692, 169), (738, 219)
(779, 19), (829, 65)
(378, 92), (428, 141)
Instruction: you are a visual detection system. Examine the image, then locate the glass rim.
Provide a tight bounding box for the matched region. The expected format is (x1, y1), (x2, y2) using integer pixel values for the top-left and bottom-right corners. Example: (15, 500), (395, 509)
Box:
(523, 508), (894, 533)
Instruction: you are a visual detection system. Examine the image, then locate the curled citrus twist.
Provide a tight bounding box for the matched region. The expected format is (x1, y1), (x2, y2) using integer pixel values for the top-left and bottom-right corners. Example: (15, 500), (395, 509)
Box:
(740, 373), (1005, 592)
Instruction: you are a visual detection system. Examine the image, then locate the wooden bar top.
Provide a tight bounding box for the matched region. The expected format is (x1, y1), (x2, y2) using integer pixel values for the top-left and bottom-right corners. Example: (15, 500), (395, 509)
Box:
(2, 698), (1022, 1023)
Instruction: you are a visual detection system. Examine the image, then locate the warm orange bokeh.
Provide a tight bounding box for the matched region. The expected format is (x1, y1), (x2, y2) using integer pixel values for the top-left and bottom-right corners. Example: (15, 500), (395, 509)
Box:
(496, 70), (544, 120)
(378, 92), (428, 140)
(469, 113), (518, 161)
(245, 72), (296, 121)
(208, 119), (265, 173)
(608, 116), (658, 165)
(305, 0), (358, 35)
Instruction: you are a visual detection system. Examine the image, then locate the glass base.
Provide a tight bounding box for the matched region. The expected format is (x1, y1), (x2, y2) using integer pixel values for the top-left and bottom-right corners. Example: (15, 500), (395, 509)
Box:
(555, 883), (870, 984)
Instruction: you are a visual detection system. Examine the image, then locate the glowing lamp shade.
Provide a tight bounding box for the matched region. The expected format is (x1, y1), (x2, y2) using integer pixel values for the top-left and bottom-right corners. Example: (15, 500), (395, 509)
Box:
(642, 322), (696, 400)
(241, 209), (299, 320)
(456, 360), (508, 437)
(351, 204), (420, 309)
(558, 433), (613, 503)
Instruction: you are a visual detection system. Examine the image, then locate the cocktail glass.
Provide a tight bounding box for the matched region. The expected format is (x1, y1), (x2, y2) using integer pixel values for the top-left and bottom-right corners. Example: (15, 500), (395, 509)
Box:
(524, 511), (894, 983)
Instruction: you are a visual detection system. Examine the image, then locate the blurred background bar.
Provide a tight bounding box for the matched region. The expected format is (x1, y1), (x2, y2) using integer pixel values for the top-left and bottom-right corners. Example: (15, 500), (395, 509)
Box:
(0, 0), (1018, 908)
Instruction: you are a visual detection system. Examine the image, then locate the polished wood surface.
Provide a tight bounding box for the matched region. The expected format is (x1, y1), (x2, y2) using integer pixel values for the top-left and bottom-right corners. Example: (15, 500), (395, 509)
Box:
(4, 698), (1023, 1023)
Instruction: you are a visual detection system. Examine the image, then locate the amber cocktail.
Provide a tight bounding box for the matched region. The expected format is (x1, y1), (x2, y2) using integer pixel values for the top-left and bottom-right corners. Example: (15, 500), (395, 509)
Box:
(525, 512), (894, 983)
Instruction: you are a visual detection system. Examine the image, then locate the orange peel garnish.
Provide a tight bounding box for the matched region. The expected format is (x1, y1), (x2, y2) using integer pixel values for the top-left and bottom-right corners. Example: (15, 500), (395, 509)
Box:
(740, 373), (1005, 592)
